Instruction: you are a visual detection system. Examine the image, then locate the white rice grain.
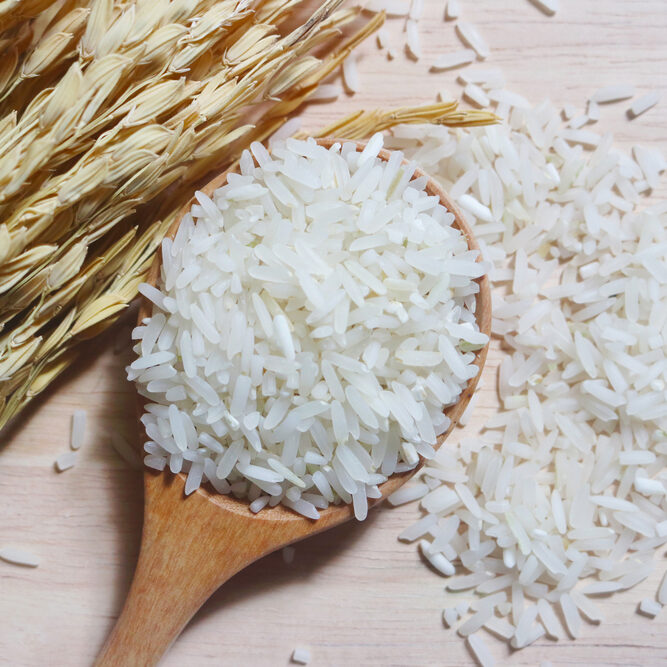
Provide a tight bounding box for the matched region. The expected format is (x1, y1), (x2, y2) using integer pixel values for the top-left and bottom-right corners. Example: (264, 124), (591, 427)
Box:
(0, 547), (40, 567)
(467, 633), (495, 667)
(406, 20), (421, 60)
(638, 599), (662, 618)
(291, 647), (311, 665)
(463, 83), (491, 108)
(559, 593), (582, 638)
(431, 50), (476, 71)
(342, 58), (360, 93)
(591, 84), (635, 104)
(70, 409), (86, 450)
(445, 0), (460, 20)
(628, 91), (660, 118)
(456, 22), (490, 60)
(55, 451), (77, 472)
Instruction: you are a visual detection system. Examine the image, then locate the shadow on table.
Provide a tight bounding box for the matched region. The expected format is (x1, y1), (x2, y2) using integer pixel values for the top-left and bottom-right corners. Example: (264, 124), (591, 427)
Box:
(189, 507), (382, 628)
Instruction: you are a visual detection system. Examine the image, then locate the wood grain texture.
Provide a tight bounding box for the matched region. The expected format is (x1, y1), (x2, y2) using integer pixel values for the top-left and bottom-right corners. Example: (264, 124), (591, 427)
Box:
(1, 1), (667, 665)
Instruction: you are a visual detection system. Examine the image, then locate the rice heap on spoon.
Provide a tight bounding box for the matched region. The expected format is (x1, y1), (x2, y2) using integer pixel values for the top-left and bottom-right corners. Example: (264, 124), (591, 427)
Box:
(128, 134), (488, 520)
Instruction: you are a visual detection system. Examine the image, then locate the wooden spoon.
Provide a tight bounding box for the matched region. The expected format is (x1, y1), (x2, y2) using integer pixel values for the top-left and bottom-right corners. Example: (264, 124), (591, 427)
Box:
(96, 137), (492, 666)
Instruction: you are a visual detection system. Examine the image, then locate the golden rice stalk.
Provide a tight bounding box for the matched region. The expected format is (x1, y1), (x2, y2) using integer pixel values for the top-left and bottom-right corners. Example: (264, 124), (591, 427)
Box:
(0, 6), (89, 99)
(0, 2), (86, 108)
(314, 103), (498, 140)
(0, 0), (331, 216)
(234, 11), (388, 148)
(0, 0), (55, 33)
(255, 0), (303, 25)
(0, 9), (354, 266)
(0, 2), (252, 208)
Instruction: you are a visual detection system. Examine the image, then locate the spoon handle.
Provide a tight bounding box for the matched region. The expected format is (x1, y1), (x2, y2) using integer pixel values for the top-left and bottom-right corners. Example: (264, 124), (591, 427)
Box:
(95, 474), (271, 667)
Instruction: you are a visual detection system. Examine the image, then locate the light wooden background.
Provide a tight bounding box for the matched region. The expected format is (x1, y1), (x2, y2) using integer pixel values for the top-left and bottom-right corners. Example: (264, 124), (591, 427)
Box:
(2, 1), (667, 665)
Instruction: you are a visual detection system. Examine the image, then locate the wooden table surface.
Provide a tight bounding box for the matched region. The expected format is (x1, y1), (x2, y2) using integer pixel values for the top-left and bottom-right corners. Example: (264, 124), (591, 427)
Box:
(2, 2), (667, 665)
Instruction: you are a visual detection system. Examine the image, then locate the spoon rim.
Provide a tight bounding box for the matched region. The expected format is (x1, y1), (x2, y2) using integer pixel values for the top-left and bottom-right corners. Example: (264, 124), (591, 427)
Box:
(137, 136), (492, 522)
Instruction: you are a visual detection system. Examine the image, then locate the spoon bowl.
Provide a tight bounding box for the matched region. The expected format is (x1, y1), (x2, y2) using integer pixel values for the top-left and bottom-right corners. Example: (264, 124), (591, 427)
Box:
(96, 137), (491, 667)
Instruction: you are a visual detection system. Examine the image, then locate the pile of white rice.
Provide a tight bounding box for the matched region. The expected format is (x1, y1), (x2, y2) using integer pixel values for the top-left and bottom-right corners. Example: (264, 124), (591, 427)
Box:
(129, 135), (488, 521)
(384, 97), (667, 656)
